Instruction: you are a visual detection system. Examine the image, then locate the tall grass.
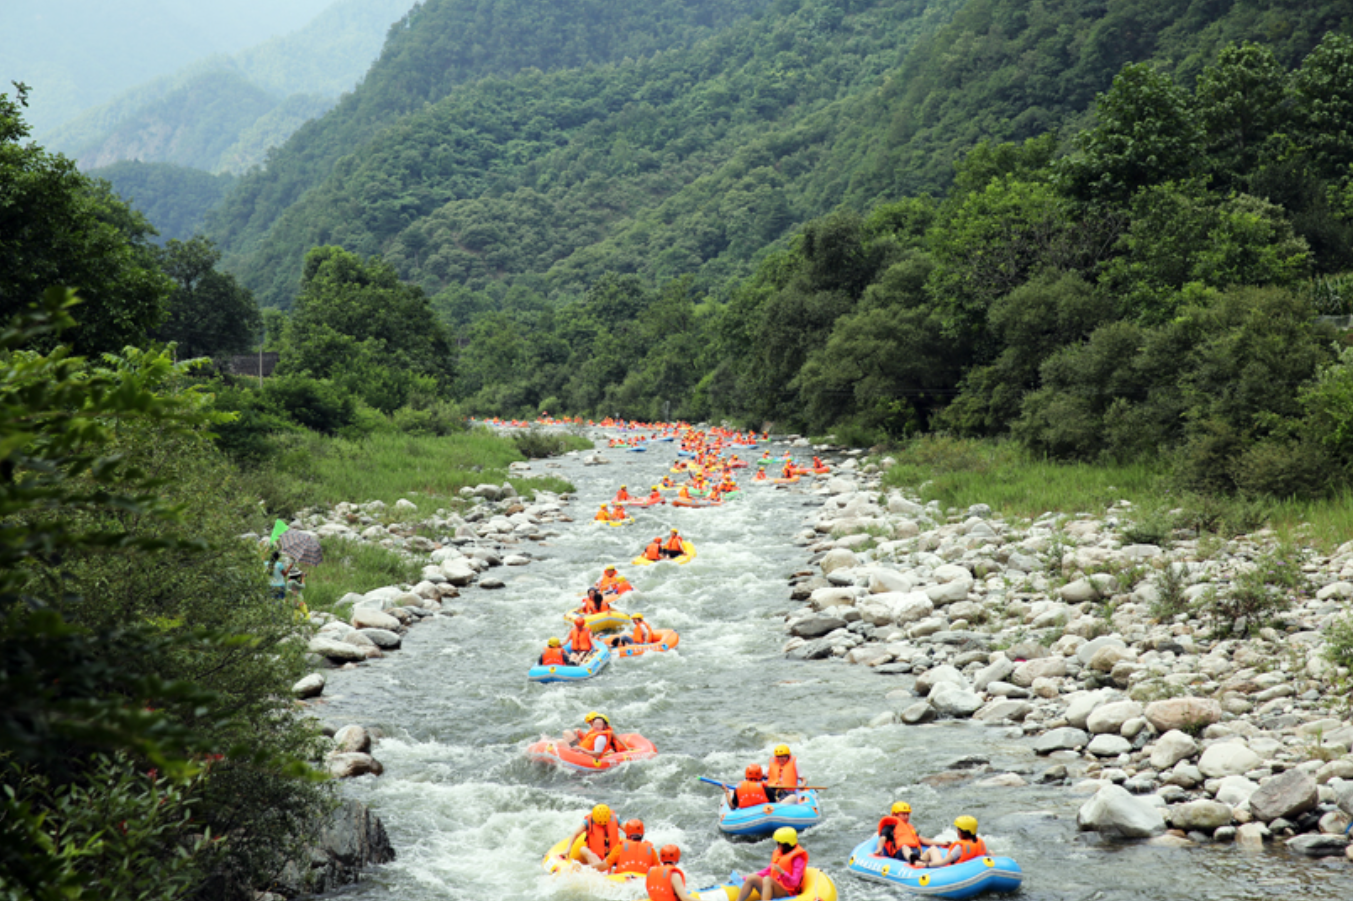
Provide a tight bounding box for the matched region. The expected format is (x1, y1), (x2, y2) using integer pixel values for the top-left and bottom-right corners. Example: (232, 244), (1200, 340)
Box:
(243, 427), (579, 518)
(302, 539), (425, 613)
(880, 436), (1164, 520)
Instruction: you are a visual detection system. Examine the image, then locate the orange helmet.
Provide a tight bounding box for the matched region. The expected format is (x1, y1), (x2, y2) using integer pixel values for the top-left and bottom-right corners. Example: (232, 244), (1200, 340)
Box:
(574, 616), (585, 625)
(622, 818), (644, 839)
(659, 844), (681, 864)
(746, 763), (764, 780)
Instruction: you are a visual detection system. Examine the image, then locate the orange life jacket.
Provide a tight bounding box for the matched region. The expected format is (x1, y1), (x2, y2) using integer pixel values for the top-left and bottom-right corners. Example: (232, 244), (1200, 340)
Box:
(585, 724), (624, 755)
(616, 489), (632, 500)
(598, 573), (622, 591)
(584, 815), (620, 858)
(595, 510), (610, 521)
(540, 647), (566, 666)
(952, 837), (987, 864)
(643, 541), (662, 561)
(583, 594), (610, 615)
(664, 535), (684, 552)
(607, 838), (659, 874)
(877, 816), (920, 856)
(767, 755), (799, 792)
(568, 624), (594, 654)
(632, 621), (654, 644)
(646, 864), (686, 901)
(648, 491), (662, 502)
(678, 487), (690, 498)
(754, 469), (767, 480)
(735, 780), (769, 807)
(770, 844), (809, 893)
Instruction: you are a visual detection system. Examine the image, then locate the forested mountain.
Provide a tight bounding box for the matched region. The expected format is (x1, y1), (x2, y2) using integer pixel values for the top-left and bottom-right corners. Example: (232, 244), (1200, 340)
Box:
(90, 161), (238, 243)
(1, 0), (334, 136)
(210, 0), (1349, 312)
(38, 0), (415, 175)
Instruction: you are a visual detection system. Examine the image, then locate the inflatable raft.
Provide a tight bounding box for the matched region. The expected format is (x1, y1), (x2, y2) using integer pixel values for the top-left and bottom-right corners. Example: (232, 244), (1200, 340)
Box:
(617, 495), (664, 507)
(672, 497), (722, 508)
(565, 609), (632, 632)
(845, 837), (1022, 899)
(693, 868), (837, 901)
(605, 628), (680, 658)
(542, 834), (638, 883)
(526, 733), (658, 773)
(631, 540), (697, 565)
(527, 644), (611, 683)
(717, 789), (823, 837)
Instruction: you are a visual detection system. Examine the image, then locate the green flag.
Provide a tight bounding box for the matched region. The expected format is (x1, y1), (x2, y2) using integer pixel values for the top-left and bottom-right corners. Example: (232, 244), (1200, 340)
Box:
(270, 519), (289, 543)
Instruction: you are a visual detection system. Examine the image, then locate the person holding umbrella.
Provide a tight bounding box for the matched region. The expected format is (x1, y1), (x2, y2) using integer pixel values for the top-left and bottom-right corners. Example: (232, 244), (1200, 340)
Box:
(271, 524), (323, 617)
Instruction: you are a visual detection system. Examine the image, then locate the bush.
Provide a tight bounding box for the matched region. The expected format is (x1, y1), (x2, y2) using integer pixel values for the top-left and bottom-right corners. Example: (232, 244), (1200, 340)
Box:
(512, 429), (591, 458)
(1197, 543), (1307, 637)
(1172, 492), (1274, 537)
(1149, 562), (1190, 620)
(1230, 437), (1333, 499)
(262, 375), (356, 435)
(1121, 506), (1174, 546)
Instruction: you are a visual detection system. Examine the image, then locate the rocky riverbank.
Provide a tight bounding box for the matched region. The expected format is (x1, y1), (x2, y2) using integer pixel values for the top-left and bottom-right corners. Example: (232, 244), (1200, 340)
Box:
(780, 447), (1353, 862)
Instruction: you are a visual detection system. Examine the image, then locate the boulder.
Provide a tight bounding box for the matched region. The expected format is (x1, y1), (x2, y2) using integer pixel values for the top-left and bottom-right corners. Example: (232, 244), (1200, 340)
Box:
(1033, 727), (1090, 754)
(351, 608), (401, 631)
(1214, 775), (1260, 807)
(292, 673), (326, 699)
(1076, 636), (1126, 666)
(929, 683), (983, 718)
(1087, 701), (1143, 735)
(915, 664), (969, 695)
(973, 657), (1014, 691)
(333, 725), (371, 754)
(326, 752), (383, 779)
(357, 628), (402, 650)
(1059, 578), (1099, 603)
(1065, 689), (1112, 730)
(308, 636), (367, 662)
(973, 699), (1032, 723)
(1197, 743), (1262, 779)
(820, 548), (860, 575)
(1248, 769), (1318, 823)
(868, 570), (916, 594)
(1077, 784), (1166, 838)
(440, 559), (478, 586)
(1169, 800), (1233, 830)
(1149, 731), (1199, 770)
(1010, 657), (1066, 688)
(790, 612), (848, 638)
(899, 701), (935, 725)
(1236, 822), (1269, 849)
(1087, 734), (1133, 757)
(1285, 834), (1349, 857)
(881, 591), (934, 624)
(1144, 698), (1221, 733)
(1089, 645), (1135, 674)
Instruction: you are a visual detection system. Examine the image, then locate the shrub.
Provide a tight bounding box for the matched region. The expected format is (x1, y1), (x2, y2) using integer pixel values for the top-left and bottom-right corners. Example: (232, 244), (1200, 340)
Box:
(1150, 562), (1190, 620)
(1120, 506), (1174, 546)
(1198, 543), (1308, 637)
(513, 429), (591, 458)
(1230, 437), (1333, 499)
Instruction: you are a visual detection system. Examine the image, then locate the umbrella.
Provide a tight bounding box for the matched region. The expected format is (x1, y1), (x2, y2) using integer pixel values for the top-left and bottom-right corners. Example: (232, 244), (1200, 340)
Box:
(277, 529), (323, 566)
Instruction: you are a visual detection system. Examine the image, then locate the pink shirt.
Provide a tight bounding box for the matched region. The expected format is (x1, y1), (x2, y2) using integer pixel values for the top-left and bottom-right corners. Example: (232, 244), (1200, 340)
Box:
(756, 855), (806, 892)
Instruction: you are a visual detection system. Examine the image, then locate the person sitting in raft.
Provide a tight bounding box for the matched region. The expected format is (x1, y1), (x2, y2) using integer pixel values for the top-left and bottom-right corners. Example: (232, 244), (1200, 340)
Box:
(647, 485), (664, 504)
(615, 484), (633, 502)
(564, 711), (627, 759)
(642, 537), (663, 562)
(753, 468), (768, 482)
(597, 565), (628, 594)
(919, 816), (987, 868)
(661, 529), (685, 559)
(735, 827), (808, 901)
(611, 612), (654, 647)
(567, 803), (620, 867)
(766, 744), (803, 804)
(581, 587), (611, 616)
(646, 845), (696, 901)
(676, 485), (691, 500)
(596, 503), (613, 522)
(724, 763), (770, 809)
(538, 637), (567, 667)
(565, 616), (595, 665)
(781, 461), (795, 479)
(601, 818), (660, 875)
(661, 476), (676, 488)
(875, 801), (941, 863)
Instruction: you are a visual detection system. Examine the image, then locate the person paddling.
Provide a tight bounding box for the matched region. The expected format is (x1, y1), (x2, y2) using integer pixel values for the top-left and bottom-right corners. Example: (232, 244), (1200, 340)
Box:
(725, 763), (769, 809)
(646, 844), (694, 901)
(661, 528), (685, 559)
(642, 537), (663, 561)
(766, 744), (803, 804)
(602, 818), (659, 875)
(611, 612), (654, 647)
(735, 827), (808, 901)
(538, 637), (567, 667)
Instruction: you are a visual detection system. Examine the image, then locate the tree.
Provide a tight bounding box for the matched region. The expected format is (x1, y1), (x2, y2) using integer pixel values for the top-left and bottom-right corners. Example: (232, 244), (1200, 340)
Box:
(153, 236), (261, 359)
(1194, 42), (1290, 188)
(0, 85), (173, 356)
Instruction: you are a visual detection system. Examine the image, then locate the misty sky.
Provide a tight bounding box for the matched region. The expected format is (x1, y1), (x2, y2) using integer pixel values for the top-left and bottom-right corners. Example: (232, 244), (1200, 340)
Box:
(1, 0), (340, 133)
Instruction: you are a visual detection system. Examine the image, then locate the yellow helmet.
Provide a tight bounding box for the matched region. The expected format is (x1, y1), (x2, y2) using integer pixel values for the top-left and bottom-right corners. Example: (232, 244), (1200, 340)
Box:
(954, 815), (978, 834)
(670, 527), (678, 533)
(774, 744), (791, 757)
(592, 803), (612, 824)
(547, 637), (561, 647)
(632, 613), (643, 620)
(651, 485), (659, 490)
(773, 827), (798, 846)
(585, 711), (609, 725)
(605, 565), (617, 573)
(891, 801), (911, 814)
(599, 504), (608, 509)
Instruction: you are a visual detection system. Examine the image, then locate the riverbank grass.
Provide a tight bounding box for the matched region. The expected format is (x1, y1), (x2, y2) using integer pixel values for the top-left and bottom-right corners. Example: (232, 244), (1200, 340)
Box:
(302, 540), (425, 614)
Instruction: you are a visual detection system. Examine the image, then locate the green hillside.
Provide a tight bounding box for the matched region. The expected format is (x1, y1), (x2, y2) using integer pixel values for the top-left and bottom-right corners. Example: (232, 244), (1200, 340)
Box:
(89, 161), (238, 243)
(208, 0), (779, 273)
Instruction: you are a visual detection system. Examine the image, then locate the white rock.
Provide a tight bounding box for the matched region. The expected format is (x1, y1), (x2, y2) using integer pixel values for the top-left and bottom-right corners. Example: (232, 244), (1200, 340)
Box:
(915, 664), (969, 695)
(308, 636), (367, 662)
(1087, 701), (1144, 735)
(1077, 784), (1166, 838)
(292, 673), (325, 699)
(1087, 734), (1133, 756)
(820, 548), (860, 574)
(1149, 731), (1199, 770)
(929, 683), (984, 718)
(1010, 657), (1066, 687)
(1197, 743), (1262, 779)
(351, 608), (401, 631)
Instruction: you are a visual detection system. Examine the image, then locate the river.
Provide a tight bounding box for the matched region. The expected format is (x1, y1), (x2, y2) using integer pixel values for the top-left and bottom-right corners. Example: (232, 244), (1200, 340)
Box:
(314, 438), (1353, 900)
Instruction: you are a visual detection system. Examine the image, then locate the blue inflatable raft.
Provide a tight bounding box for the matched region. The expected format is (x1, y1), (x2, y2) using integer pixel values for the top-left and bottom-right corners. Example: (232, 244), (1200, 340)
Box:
(717, 788), (823, 837)
(627, 444), (647, 452)
(845, 836), (1022, 899)
(527, 644), (611, 683)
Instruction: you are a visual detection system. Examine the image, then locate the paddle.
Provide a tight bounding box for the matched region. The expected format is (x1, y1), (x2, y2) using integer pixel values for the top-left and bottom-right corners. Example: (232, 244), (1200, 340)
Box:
(698, 777), (829, 790)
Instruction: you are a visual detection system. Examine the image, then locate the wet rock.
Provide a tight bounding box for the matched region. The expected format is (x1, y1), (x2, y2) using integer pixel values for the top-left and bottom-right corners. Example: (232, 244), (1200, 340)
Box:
(327, 752), (382, 779)
(1077, 784), (1166, 838)
(899, 701), (935, 724)
(293, 673), (326, 699)
(1033, 727), (1090, 754)
(358, 628), (402, 650)
(440, 559), (478, 585)
(915, 664), (968, 695)
(929, 683), (983, 718)
(1236, 822), (1269, 849)
(789, 612), (848, 639)
(309, 636), (368, 663)
(351, 608), (401, 631)
(479, 576), (506, 589)
(1169, 800), (1233, 830)
(974, 699), (1033, 724)
(1285, 834), (1349, 857)
(1248, 769), (1318, 823)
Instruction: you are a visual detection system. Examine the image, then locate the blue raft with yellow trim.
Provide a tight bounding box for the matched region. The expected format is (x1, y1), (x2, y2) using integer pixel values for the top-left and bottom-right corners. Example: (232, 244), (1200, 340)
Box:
(717, 789), (823, 837)
(845, 836), (1022, 899)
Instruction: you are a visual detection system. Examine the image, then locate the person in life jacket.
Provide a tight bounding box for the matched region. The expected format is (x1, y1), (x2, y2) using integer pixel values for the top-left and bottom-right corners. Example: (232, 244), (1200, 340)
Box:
(645, 845), (695, 901)
(661, 476), (675, 488)
(615, 484), (633, 501)
(876, 801), (940, 863)
(611, 612), (654, 647)
(676, 485), (691, 500)
(642, 537), (663, 561)
(781, 461), (795, 479)
(566, 616), (595, 664)
(661, 529), (685, 559)
(596, 504), (612, 522)
(725, 763), (769, 809)
(647, 485), (664, 504)
(597, 565), (629, 594)
(753, 468), (768, 481)
(610, 503), (628, 522)
(538, 637), (567, 667)
(565, 711), (627, 759)
(736, 827), (808, 901)
(568, 803), (621, 867)
(766, 744), (803, 804)
(581, 587), (610, 616)
(923, 815), (987, 868)
(602, 819), (660, 875)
